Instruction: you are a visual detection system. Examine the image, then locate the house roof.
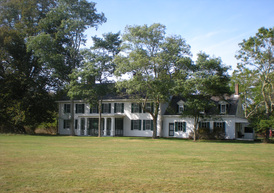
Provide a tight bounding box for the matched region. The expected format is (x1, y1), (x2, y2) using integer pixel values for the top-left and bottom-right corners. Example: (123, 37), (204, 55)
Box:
(164, 94), (240, 116)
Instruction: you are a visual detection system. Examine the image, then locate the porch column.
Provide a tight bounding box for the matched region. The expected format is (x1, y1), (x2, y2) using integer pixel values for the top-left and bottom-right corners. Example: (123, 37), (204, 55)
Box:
(111, 117), (115, 136)
(104, 117), (107, 136)
(85, 118), (87, 136)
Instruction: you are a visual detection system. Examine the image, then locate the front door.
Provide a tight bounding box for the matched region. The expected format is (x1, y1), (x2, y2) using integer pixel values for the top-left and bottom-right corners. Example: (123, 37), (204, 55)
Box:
(169, 123), (174, 136)
(80, 118), (85, 135)
(115, 118), (123, 136)
(107, 118), (111, 136)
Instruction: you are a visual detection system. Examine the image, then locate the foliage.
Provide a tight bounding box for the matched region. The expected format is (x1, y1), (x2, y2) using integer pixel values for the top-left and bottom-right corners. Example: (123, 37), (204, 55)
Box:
(0, 0), (56, 132)
(114, 23), (192, 138)
(67, 32), (122, 137)
(235, 26), (273, 141)
(175, 52), (231, 141)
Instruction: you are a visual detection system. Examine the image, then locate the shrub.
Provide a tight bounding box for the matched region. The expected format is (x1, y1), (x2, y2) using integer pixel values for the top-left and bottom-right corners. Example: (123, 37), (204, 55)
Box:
(198, 127), (211, 139)
(212, 127), (226, 139)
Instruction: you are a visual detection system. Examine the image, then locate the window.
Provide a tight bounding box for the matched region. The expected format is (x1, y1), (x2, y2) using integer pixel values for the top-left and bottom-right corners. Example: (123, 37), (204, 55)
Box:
(63, 120), (70, 129)
(199, 122), (210, 129)
(114, 103), (124, 113)
(177, 100), (185, 113)
(64, 104), (70, 113)
(219, 103), (229, 114)
(178, 105), (184, 113)
(244, 127), (253, 133)
(214, 122), (225, 129)
(143, 120), (153, 130)
(144, 103), (154, 113)
(175, 122), (186, 132)
(102, 103), (111, 113)
(131, 103), (142, 113)
(76, 104), (85, 114)
(90, 105), (98, 114)
(131, 120), (141, 130)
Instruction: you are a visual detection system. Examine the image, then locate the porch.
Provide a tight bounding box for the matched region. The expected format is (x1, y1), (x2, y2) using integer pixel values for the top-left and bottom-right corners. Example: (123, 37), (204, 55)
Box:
(235, 123), (254, 140)
(77, 115), (124, 137)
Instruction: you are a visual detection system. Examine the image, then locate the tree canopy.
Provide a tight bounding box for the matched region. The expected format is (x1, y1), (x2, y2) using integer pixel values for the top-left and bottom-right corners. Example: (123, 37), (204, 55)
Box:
(114, 23), (192, 138)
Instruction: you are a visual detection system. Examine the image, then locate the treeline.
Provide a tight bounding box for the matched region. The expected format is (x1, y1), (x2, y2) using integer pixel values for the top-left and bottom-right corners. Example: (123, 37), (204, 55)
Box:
(0, 0), (273, 140)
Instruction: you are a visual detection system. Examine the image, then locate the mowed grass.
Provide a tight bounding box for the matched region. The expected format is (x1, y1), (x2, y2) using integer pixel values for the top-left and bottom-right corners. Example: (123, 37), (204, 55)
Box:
(0, 135), (273, 192)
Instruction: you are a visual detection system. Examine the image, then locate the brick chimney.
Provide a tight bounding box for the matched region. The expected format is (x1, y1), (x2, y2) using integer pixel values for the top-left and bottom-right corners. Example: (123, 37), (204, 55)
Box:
(235, 84), (239, 95)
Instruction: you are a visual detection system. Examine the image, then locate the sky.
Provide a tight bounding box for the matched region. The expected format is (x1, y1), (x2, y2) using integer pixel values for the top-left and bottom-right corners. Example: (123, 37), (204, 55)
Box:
(85, 0), (274, 73)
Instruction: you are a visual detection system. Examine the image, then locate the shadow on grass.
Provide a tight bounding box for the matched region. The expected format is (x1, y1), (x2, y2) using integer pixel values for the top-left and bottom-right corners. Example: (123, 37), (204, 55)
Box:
(7, 134), (273, 144)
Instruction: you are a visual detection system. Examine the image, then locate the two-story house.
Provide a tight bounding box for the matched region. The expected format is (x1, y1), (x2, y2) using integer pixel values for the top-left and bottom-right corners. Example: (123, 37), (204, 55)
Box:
(57, 86), (254, 140)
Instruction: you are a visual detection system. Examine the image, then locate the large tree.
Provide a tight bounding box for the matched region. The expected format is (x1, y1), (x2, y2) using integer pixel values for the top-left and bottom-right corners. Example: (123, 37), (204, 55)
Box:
(235, 27), (273, 141)
(68, 32), (122, 137)
(27, 0), (106, 135)
(0, 0), (56, 133)
(114, 23), (192, 139)
(174, 52), (231, 141)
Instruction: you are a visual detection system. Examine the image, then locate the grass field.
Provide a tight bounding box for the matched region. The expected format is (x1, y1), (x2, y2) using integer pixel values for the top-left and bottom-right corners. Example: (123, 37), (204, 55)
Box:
(0, 135), (273, 192)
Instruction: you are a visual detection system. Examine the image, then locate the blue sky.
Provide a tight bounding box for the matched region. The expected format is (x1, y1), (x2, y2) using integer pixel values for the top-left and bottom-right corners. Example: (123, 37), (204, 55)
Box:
(85, 0), (274, 73)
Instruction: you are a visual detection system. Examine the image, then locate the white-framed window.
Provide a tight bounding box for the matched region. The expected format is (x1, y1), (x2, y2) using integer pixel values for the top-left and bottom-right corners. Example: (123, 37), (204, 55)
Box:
(214, 122), (225, 129)
(102, 103), (111, 113)
(131, 120), (141, 130)
(219, 101), (229, 114)
(199, 122), (210, 129)
(76, 104), (85, 114)
(144, 103), (154, 113)
(64, 104), (71, 113)
(131, 103), (141, 113)
(90, 104), (98, 114)
(220, 104), (226, 114)
(175, 122), (186, 132)
(143, 120), (153, 130)
(177, 100), (185, 113)
(63, 120), (70, 129)
(114, 103), (124, 113)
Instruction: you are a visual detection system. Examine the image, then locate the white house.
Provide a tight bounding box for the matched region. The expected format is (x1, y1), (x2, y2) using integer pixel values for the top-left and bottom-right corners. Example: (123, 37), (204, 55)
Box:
(57, 87), (254, 140)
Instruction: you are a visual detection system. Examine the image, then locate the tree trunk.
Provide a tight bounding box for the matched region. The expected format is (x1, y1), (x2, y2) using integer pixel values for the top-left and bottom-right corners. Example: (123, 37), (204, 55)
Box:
(193, 116), (199, 141)
(152, 101), (160, 139)
(70, 99), (75, 136)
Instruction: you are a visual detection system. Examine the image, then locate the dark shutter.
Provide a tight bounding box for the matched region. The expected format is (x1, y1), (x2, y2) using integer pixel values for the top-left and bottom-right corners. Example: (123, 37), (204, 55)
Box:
(151, 120), (153, 131)
(122, 103), (124, 113)
(183, 122), (186, 132)
(108, 103), (111, 113)
(139, 120), (141, 130)
(175, 122), (178, 131)
(223, 122), (226, 130)
(151, 103), (154, 113)
(131, 120), (133, 130)
(139, 103), (142, 113)
(207, 122), (210, 129)
(131, 103), (134, 113)
(76, 104), (78, 113)
(143, 120), (146, 130)
(75, 120), (78, 129)
(114, 103), (117, 113)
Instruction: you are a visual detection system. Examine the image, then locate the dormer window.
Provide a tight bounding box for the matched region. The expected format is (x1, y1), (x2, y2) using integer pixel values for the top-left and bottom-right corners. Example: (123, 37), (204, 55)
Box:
(177, 100), (185, 113)
(219, 101), (229, 114)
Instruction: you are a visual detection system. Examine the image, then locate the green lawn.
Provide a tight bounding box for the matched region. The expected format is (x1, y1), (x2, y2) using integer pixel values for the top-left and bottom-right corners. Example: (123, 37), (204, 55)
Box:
(0, 135), (273, 192)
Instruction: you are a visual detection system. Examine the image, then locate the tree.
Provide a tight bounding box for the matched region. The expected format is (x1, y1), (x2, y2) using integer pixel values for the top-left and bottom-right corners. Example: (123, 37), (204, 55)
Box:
(235, 27), (273, 141)
(114, 23), (192, 139)
(68, 32), (122, 137)
(27, 0), (106, 135)
(0, 0), (56, 133)
(174, 52), (231, 141)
